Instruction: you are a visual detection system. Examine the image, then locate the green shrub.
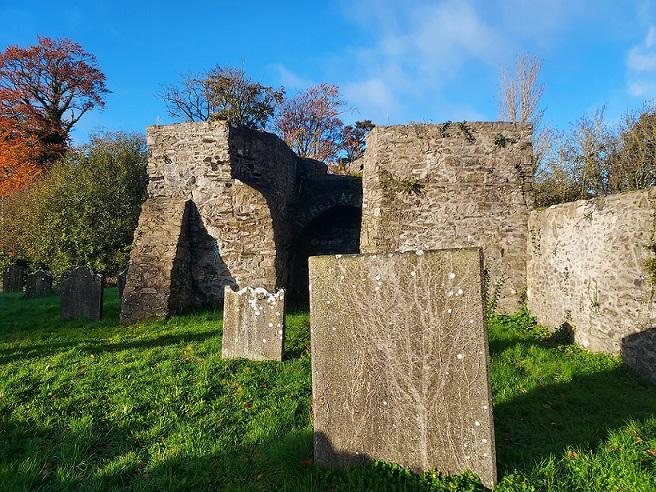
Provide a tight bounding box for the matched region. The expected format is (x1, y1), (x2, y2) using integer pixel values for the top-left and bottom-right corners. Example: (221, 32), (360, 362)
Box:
(0, 132), (147, 278)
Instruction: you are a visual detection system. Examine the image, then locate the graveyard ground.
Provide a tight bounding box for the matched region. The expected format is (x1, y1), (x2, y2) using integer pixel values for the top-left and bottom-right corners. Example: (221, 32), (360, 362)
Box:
(0, 290), (655, 491)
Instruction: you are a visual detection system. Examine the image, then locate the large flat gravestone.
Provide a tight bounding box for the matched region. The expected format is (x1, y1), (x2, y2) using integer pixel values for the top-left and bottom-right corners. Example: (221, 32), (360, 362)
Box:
(309, 248), (496, 488)
(3, 264), (27, 292)
(222, 287), (285, 361)
(60, 266), (104, 320)
(25, 270), (52, 298)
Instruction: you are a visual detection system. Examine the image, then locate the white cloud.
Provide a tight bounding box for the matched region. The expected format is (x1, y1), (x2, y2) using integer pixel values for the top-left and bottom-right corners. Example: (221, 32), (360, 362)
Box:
(627, 25), (656, 98)
(333, 0), (510, 122)
(628, 80), (656, 98)
(342, 78), (398, 122)
(274, 64), (314, 91)
(628, 26), (656, 72)
(271, 0), (589, 124)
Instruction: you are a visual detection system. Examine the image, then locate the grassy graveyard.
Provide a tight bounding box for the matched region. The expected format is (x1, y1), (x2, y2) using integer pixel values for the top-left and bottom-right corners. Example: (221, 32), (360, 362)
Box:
(0, 290), (655, 491)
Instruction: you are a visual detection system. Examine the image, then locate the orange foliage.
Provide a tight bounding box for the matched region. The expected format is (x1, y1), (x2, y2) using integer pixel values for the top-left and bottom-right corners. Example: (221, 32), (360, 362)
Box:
(0, 37), (109, 196)
(0, 121), (42, 196)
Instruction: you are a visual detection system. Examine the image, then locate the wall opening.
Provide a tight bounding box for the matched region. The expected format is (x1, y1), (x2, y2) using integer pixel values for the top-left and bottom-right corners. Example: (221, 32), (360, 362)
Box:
(288, 204), (362, 305)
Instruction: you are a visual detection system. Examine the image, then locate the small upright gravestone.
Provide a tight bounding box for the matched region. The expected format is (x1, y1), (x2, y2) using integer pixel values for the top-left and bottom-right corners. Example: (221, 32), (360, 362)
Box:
(60, 266), (104, 320)
(309, 248), (496, 488)
(3, 264), (28, 293)
(24, 270), (53, 298)
(222, 286), (285, 361)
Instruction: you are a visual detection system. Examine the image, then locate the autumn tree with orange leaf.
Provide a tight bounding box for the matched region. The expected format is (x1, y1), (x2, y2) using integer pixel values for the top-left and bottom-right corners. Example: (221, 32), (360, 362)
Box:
(0, 119), (42, 196)
(274, 83), (344, 162)
(0, 37), (109, 195)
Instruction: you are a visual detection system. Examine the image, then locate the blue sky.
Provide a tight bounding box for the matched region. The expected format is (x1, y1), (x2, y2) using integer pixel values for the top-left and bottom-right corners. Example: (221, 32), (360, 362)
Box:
(1, 0), (655, 143)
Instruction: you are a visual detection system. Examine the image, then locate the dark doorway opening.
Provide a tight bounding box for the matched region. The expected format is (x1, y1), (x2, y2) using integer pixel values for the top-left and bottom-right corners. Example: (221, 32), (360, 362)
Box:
(288, 205), (361, 305)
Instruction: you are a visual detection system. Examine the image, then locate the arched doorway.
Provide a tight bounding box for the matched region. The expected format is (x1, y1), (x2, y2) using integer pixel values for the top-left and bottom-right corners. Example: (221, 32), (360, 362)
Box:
(288, 204), (362, 304)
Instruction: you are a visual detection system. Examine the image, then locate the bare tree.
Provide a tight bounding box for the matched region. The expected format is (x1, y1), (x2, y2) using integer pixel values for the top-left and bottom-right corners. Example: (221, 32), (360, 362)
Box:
(274, 84), (344, 162)
(498, 54), (545, 127)
(161, 66), (284, 129)
(534, 108), (618, 207)
(533, 130), (580, 207)
(563, 107), (617, 198)
(613, 106), (656, 191)
(161, 74), (213, 122)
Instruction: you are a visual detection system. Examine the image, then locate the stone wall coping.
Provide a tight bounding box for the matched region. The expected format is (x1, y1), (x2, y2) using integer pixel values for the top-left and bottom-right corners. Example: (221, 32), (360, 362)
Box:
(531, 187), (656, 215)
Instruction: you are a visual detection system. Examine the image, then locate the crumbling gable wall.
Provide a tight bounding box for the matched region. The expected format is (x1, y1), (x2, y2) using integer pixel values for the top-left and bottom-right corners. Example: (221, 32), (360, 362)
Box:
(123, 121), (297, 323)
(359, 122), (533, 313)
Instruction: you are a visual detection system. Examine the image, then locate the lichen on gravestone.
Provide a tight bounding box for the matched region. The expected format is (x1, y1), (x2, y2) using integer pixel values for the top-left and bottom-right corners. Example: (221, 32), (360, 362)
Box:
(24, 270), (52, 298)
(222, 286), (285, 361)
(3, 264), (28, 293)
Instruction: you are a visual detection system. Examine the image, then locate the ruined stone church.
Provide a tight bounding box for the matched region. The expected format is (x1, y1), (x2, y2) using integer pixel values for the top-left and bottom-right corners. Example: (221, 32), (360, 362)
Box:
(121, 120), (533, 324)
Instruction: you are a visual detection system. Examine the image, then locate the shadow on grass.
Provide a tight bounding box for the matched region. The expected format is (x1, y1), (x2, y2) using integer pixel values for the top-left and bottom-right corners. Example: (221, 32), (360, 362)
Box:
(488, 318), (574, 356)
(622, 327), (656, 384)
(0, 407), (316, 491)
(0, 289), (122, 335)
(0, 413), (485, 492)
(494, 365), (656, 475)
(0, 288), (225, 364)
(0, 330), (218, 365)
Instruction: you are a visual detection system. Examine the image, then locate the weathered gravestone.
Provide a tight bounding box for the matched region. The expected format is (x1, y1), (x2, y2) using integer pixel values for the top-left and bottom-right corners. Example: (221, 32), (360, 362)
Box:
(309, 248), (496, 488)
(24, 270), (52, 298)
(60, 266), (104, 320)
(118, 269), (127, 304)
(3, 264), (27, 293)
(222, 287), (285, 361)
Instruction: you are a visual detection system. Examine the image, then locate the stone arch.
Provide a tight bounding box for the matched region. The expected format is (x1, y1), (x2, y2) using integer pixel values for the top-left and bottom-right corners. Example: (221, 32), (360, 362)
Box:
(287, 175), (363, 304)
(288, 204), (362, 304)
(291, 174), (362, 227)
(288, 175), (363, 304)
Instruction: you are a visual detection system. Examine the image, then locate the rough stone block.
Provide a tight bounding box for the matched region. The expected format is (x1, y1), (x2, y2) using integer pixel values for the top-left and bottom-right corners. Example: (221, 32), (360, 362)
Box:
(527, 189), (656, 357)
(3, 264), (27, 293)
(25, 270), (52, 298)
(309, 248), (496, 488)
(60, 266), (104, 320)
(222, 286), (285, 361)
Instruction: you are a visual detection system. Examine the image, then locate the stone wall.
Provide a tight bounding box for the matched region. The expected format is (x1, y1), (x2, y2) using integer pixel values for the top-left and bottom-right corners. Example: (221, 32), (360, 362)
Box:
(124, 121), (361, 322)
(147, 121), (297, 296)
(360, 123), (533, 313)
(124, 120), (537, 321)
(121, 198), (193, 323)
(527, 189), (656, 378)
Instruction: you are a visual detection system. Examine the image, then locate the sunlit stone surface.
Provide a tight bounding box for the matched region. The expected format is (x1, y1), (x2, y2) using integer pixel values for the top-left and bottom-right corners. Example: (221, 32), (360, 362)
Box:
(222, 286), (285, 361)
(309, 248), (496, 488)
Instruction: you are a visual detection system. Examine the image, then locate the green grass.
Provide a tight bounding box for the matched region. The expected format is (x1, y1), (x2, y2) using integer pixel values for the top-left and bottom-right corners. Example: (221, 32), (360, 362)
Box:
(0, 291), (655, 491)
